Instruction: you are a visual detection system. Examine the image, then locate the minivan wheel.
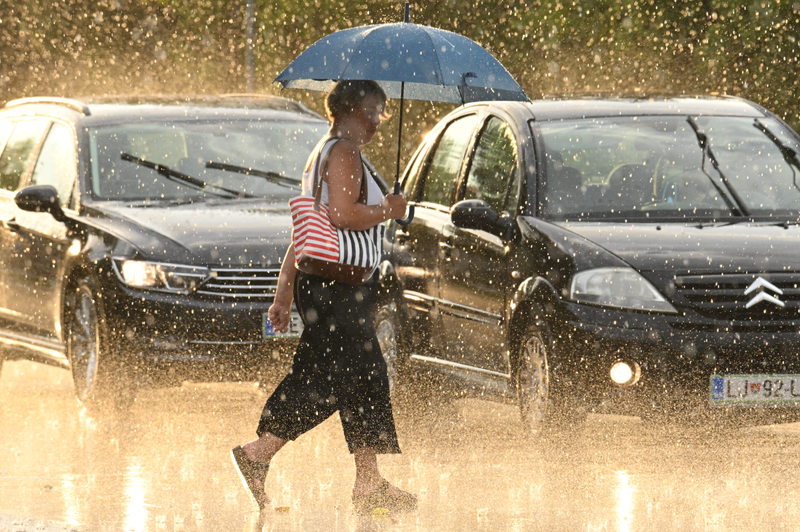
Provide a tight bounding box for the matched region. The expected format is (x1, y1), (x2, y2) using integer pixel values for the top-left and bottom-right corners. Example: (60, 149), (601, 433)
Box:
(516, 322), (552, 435)
(65, 276), (132, 410)
(374, 306), (402, 395)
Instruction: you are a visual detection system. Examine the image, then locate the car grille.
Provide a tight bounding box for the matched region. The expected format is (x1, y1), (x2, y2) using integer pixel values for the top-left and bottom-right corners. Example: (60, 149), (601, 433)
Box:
(675, 273), (800, 321)
(196, 267), (280, 300)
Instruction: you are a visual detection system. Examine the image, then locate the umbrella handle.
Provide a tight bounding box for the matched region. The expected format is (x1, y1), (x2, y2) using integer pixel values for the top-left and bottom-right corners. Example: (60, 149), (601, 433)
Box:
(393, 181), (415, 226)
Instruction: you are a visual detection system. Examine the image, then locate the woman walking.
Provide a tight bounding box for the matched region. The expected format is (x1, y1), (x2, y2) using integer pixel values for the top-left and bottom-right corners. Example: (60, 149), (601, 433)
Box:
(231, 80), (415, 514)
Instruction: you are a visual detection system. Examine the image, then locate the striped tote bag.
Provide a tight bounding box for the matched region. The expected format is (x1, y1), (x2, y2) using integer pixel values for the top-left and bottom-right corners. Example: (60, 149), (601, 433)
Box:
(289, 140), (384, 285)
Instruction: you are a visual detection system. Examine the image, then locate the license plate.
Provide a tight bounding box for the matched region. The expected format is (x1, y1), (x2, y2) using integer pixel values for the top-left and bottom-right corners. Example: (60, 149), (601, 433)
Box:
(710, 374), (800, 406)
(262, 311), (303, 339)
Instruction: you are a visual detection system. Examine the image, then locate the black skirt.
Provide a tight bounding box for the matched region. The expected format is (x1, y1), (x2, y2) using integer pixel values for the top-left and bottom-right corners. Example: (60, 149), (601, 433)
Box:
(256, 271), (400, 454)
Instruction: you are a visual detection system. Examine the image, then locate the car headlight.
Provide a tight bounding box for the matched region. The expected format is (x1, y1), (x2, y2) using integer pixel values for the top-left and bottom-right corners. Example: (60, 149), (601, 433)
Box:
(113, 259), (211, 293)
(569, 267), (677, 313)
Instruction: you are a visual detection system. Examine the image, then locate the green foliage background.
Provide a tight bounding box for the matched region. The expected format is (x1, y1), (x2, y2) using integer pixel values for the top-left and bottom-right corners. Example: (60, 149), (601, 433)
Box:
(1, 0), (798, 179)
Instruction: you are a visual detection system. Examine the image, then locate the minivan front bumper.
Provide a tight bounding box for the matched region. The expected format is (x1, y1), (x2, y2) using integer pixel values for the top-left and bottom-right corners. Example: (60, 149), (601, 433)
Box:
(100, 277), (301, 382)
(554, 301), (800, 413)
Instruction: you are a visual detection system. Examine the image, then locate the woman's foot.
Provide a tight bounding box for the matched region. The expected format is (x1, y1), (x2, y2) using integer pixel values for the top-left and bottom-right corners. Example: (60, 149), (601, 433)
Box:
(352, 479), (417, 514)
(231, 445), (270, 510)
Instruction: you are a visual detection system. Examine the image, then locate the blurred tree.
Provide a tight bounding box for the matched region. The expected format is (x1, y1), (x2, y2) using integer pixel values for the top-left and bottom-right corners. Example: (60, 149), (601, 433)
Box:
(0, 0), (798, 178)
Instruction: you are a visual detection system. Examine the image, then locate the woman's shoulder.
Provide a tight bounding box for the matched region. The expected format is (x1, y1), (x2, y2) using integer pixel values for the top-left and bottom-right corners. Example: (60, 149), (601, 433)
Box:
(327, 137), (360, 153)
(326, 138), (361, 165)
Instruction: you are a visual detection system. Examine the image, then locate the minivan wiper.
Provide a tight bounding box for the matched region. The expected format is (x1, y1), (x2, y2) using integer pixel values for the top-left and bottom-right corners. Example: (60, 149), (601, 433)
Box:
(205, 161), (301, 190)
(686, 118), (749, 216)
(120, 153), (257, 199)
(753, 119), (800, 193)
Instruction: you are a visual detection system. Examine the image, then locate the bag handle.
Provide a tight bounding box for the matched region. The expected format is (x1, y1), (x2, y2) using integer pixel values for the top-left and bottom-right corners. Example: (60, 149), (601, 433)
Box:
(311, 138), (369, 211)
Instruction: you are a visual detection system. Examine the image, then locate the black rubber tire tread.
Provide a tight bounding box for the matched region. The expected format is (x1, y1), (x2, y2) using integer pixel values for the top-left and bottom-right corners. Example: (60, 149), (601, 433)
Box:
(64, 274), (134, 412)
(374, 305), (409, 398)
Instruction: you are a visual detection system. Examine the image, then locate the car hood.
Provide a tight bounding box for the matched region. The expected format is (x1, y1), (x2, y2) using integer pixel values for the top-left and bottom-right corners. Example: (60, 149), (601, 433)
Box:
(92, 199), (292, 267)
(557, 221), (800, 274)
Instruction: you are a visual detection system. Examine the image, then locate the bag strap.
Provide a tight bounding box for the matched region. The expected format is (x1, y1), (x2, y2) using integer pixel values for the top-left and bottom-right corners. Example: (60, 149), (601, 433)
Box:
(311, 138), (370, 211)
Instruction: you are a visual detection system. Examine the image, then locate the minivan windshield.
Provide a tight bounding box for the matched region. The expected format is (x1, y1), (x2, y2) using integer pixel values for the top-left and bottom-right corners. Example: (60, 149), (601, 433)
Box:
(87, 119), (325, 202)
(534, 116), (800, 221)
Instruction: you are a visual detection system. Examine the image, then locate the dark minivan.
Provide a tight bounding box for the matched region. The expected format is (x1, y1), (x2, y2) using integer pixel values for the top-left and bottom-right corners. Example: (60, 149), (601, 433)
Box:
(0, 95), (333, 409)
(374, 96), (800, 430)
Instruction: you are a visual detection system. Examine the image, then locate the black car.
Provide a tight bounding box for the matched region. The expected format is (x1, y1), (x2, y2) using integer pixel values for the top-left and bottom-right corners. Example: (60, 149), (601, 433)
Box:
(375, 96), (800, 430)
(0, 95), (348, 408)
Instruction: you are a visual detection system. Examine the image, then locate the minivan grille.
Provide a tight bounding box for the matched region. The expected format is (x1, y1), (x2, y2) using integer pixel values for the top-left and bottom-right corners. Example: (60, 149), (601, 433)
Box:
(196, 268), (280, 299)
(675, 273), (800, 320)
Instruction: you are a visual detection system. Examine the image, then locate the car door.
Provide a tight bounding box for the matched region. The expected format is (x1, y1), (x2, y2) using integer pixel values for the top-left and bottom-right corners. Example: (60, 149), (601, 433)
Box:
(0, 120), (16, 316)
(438, 115), (520, 373)
(4, 120), (75, 334)
(0, 119), (51, 329)
(395, 113), (478, 357)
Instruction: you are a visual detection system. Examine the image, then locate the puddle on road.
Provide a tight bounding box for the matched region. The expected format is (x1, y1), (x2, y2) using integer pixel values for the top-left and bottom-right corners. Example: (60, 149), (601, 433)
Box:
(3, 359), (800, 531)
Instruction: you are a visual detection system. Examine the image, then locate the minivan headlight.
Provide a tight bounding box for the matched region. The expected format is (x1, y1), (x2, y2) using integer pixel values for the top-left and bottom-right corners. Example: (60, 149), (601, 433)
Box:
(113, 259), (211, 293)
(570, 267), (677, 313)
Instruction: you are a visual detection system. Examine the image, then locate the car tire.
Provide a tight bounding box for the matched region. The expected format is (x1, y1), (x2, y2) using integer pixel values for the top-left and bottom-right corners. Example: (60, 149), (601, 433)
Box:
(515, 320), (588, 436)
(515, 322), (554, 435)
(374, 305), (406, 397)
(65, 275), (134, 411)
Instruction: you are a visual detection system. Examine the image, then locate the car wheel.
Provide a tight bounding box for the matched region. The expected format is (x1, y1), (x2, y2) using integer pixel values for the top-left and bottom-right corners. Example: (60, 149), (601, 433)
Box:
(515, 322), (552, 435)
(374, 305), (403, 395)
(65, 275), (132, 410)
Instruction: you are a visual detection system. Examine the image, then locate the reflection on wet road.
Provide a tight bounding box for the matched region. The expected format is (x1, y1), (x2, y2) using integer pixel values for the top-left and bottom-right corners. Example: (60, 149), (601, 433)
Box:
(3, 359), (800, 531)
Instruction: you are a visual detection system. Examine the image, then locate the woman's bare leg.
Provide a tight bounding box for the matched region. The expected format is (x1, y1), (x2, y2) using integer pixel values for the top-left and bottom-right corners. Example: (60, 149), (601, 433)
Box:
(242, 432), (287, 463)
(353, 447), (381, 496)
(352, 447), (413, 499)
(240, 432), (287, 506)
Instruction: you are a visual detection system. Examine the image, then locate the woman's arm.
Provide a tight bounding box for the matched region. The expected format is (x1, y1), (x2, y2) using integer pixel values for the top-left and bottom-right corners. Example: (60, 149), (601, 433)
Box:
(324, 140), (407, 231)
(266, 242), (297, 333)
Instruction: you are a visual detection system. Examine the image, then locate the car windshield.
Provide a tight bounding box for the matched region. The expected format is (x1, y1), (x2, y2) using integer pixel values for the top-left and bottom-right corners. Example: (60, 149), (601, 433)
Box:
(533, 116), (800, 221)
(87, 119), (325, 202)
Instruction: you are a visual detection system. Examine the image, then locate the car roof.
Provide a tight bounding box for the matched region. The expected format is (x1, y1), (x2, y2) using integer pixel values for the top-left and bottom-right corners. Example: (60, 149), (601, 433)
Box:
(0, 94), (328, 126)
(464, 95), (769, 122)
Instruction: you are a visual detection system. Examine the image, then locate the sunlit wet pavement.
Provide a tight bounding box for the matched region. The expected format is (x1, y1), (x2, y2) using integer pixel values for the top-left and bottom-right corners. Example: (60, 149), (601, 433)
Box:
(4, 360), (800, 531)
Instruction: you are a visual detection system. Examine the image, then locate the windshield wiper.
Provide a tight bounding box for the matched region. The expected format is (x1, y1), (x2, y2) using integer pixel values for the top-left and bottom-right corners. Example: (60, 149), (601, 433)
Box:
(120, 153), (257, 199)
(686, 118), (749, 216)
(753, 119), (800, 193)
(205, 161), (301, 190)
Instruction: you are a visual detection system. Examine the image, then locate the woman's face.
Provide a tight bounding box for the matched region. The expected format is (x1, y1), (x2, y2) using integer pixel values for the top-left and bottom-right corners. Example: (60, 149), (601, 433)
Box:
(350, 93), (385, 144)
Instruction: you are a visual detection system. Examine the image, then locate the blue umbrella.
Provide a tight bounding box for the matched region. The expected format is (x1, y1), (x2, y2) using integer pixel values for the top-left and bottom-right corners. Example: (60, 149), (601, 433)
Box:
(275, 3), (529, 224)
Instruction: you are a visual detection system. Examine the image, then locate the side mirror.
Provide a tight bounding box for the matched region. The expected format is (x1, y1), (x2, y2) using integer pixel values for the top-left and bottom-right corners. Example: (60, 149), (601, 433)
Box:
(15, 185), (67, 222)
(450, 199), (516, 240)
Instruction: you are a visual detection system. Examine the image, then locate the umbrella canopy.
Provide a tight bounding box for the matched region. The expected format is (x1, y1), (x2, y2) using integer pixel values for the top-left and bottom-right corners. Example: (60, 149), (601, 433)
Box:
(275, 22), (528, 105)
(275, 7), (528, 225)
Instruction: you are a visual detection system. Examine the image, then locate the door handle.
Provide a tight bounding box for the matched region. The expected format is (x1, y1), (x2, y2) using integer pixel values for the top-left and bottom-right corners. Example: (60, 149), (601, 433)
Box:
(395, 229), (411, 244)
(438, 241), (454, 260)
(1, 217), (19, 232)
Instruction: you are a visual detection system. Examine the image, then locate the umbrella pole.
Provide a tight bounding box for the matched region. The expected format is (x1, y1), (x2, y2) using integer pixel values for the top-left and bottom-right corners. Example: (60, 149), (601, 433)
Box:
(393, 81), (415, 226)
(394, 81), (405, 191)
(395, 0), (410, 190)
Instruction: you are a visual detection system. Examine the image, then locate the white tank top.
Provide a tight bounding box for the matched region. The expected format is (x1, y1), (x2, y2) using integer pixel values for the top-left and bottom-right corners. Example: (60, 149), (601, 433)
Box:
(301, 139), (383, 207)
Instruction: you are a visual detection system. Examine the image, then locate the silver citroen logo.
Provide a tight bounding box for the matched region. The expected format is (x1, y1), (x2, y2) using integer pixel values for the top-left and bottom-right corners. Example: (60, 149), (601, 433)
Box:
(744, 277), (785, 308)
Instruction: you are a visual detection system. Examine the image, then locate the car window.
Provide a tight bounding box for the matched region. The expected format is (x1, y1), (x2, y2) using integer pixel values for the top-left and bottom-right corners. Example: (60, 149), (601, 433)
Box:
(532, 115), (800, 220)
(420, 114), (478, 207)
(401, 145), (428, 201)
(30, 122), (77, 207)
(0, 120), (49, 193)
(463, 117), (518, 214)
(88, 119), (325, 202)
(0, 121), (13, 154)
(700, 116), (800, 213)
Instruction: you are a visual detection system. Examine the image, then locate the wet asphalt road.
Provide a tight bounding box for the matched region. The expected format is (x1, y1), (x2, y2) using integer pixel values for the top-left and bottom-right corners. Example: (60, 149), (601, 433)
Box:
(3, 359), (800, 532)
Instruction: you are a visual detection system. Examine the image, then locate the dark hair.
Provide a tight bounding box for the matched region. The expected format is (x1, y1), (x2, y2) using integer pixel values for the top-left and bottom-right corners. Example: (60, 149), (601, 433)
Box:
(325, 80), (388, 121)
